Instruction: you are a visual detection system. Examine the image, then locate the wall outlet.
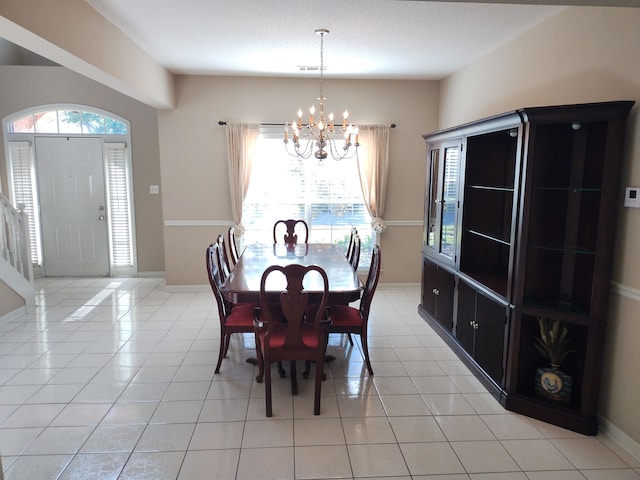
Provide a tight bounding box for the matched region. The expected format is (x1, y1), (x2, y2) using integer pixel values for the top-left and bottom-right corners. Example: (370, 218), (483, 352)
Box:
(150, 185), (160, 195)
(624, 187), (640, 208)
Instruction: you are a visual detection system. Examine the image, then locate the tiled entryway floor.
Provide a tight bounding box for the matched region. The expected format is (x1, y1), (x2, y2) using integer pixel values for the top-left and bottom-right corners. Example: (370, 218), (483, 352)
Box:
(1, 277), (639, 479)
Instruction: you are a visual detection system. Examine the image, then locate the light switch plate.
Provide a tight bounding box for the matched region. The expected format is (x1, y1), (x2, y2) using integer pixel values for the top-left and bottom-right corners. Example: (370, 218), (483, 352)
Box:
(150, 184), (160, 195)
(624, 187), (640, 208)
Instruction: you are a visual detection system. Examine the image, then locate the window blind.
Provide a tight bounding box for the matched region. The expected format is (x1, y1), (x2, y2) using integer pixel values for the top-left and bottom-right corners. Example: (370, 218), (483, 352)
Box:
(104, 143), (133, 267)
(7, 141), (40, 265)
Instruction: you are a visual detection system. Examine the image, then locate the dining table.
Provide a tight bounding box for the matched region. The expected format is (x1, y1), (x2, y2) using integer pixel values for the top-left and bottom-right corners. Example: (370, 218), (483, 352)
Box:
(220, 242), (363, 305)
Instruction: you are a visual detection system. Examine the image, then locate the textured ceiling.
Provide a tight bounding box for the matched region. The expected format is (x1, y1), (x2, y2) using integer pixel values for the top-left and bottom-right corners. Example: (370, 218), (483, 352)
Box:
(84, 0), (575, 79)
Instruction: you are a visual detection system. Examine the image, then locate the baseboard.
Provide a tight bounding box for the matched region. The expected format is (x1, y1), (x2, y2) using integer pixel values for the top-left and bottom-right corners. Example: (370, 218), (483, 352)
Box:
(137, 271), (165, 278)
(599, 416), (640, 463)
(0, 305), (26, 327)
(378, 282), (420, 290)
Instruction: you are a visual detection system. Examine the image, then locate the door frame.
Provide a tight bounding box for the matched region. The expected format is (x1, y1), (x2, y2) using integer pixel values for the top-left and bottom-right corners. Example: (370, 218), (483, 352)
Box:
(2, 104), (137, 277)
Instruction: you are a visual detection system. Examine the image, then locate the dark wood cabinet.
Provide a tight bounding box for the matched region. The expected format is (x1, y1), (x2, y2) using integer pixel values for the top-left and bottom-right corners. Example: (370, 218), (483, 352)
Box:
(419, 101), (634, 435)
(421, 256), (455, 331)
(456, 280), (509, 386)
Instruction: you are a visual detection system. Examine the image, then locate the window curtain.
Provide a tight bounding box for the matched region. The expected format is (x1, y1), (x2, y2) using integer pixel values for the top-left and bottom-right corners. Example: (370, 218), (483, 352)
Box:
(356, 124), (390, 234)
(226, 123), (260, 234)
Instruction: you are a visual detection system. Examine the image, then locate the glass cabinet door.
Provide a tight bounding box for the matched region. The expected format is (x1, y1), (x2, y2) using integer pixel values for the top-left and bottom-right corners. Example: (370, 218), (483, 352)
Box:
(424, 142), (460, 262)
(440, 146), (460, 259)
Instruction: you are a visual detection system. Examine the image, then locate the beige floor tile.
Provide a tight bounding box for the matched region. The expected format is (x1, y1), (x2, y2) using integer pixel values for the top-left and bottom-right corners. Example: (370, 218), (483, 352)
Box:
(348, 443), (410, 477)
(400, 442), (466, 476)
(295, 444), (352, 479)
(236, 446), (294, 480)
(178, 449), (240, 480)
(451, 440), (520, 473)
(501, 439), (575, 471)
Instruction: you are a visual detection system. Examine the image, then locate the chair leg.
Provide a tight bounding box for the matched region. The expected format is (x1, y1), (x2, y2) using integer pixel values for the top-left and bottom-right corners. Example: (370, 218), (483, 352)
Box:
(255, 340), (265, 383)
(215, 334), (225, 374)
(290, 360), (298, 395)
(277, 361), (286, 378)
(347, 333), (354, 346)
(265, 360), (272, 417)
(223, 333), (232, 356)
(314, 355), (323, 415)
(361, 334), (374, 375)
(302, 361), (311, 378)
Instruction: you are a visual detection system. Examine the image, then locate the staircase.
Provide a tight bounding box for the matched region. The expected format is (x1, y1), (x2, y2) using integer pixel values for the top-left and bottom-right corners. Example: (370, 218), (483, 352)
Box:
(0, 192), (35, 316)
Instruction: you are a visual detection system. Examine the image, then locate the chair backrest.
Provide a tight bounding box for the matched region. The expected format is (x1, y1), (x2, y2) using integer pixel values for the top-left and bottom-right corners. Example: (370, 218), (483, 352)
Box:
(273, 219), (309, 246)
(206, 243), (229, 320)
(259, 263), (329, 350)
(346, 227), (358, 260)
(359, 245), (381, 320)
(216, 234), (231, 281)
(349, 233), (361, 271)
(227, 227), (240, 266)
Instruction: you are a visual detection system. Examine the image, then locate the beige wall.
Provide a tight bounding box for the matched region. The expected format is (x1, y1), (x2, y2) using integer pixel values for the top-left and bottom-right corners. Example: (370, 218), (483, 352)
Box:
(440, 6), (640, 449)
(0, 279), (24, 317)
(0, 66), (166, 273)
(158, 75), (438, 285)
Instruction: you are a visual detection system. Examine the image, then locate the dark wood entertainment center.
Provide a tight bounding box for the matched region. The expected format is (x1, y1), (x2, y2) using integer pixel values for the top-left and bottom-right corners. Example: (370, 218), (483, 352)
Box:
(419, 101), (634, 435)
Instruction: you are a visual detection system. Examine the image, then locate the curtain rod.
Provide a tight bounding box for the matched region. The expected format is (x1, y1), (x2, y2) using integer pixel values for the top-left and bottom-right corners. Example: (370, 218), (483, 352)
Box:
(218, 121), (397, 128)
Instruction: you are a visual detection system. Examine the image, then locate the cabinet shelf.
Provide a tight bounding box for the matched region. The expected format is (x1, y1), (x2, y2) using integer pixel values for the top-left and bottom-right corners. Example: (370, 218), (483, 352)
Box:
(468, 185), (515, 192)
(528, 244), (596, 255)
(466, 228), (511, 246)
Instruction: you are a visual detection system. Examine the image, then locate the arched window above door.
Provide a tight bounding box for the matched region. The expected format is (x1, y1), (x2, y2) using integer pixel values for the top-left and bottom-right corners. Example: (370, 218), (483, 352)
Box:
(8, 108), (127, 135)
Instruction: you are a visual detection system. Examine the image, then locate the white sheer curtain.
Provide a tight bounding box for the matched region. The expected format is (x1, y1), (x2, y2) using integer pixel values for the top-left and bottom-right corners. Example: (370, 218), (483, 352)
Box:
(356, 124), (390, 234)
(226, 123), (260, 234)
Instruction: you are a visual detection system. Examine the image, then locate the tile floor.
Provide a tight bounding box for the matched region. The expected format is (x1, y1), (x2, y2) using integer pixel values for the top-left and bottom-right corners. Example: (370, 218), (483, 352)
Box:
(0, 277), (639, 480)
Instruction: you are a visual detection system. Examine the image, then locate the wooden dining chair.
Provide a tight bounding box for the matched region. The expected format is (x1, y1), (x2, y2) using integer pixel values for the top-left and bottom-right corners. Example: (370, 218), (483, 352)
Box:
(216, 234), (232, 281)
(254, 263), (331, 417)
(327, 244), (381, 375)
(227, 226), (240, 266)
(344, 227), (358, 263)
(273, 219), (309, 246)
(206, 243), (256, 373)
(349, 232), (361, 271)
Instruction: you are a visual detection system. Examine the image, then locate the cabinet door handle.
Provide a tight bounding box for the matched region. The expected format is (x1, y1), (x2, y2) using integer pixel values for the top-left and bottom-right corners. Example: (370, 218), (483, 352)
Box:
(434, 289), (440, 296)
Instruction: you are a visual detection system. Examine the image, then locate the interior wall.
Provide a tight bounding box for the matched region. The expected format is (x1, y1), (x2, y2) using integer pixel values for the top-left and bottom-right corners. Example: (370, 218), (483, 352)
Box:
(158, 75), (438, 285)
(0, 66), (165, 274)
(440, 6), (640, 450)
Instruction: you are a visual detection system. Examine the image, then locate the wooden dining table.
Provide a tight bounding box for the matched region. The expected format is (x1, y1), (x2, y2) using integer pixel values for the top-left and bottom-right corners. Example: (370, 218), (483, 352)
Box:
(220, 242), (362, 305)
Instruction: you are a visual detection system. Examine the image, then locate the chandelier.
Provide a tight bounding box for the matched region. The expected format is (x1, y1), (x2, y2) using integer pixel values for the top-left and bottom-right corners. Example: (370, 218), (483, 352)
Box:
(284, 29), (358, 164)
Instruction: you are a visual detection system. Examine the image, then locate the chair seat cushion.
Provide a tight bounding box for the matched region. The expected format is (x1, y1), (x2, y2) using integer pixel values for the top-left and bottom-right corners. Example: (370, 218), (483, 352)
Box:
(258, 324), (321, 349)
(225, 303), (258, 327)
(328, 305), (363, 327)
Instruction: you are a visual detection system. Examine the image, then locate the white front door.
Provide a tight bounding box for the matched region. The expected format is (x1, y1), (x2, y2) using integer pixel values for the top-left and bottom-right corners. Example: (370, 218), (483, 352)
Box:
(35, 136), (110, 276)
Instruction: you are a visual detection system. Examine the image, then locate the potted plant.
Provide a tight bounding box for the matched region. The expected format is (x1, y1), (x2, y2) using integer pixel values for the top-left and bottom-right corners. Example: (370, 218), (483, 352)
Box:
(533, 317), (575, 403)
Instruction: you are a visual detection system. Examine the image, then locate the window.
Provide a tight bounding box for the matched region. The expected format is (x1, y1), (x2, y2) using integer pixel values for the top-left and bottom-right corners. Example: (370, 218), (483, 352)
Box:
(242, 128), (372, 266)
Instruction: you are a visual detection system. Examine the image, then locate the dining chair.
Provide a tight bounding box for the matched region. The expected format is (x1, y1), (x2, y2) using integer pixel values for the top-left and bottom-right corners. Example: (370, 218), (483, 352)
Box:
(216, 234), (232, 282)
(206, 243), (256, 373)
(254, 263), (331, 417)
(349, 232), (361, 270)
(327, 244), (381, 375)
(273, 219), (309, 246)
(345, 227), (357, 257)
(227, 226), (240, 266)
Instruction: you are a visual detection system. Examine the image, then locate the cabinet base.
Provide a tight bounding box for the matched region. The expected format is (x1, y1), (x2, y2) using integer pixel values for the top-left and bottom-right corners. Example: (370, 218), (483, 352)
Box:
(418, 305), (598, 436)
(501, 392), (598, 436)
(418, 305), (504, 402)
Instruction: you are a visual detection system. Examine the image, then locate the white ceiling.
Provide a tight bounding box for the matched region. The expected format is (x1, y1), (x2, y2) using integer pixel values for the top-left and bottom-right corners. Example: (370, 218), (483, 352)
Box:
(82, 0), (640, 80)
(82, 0), (585, 80)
